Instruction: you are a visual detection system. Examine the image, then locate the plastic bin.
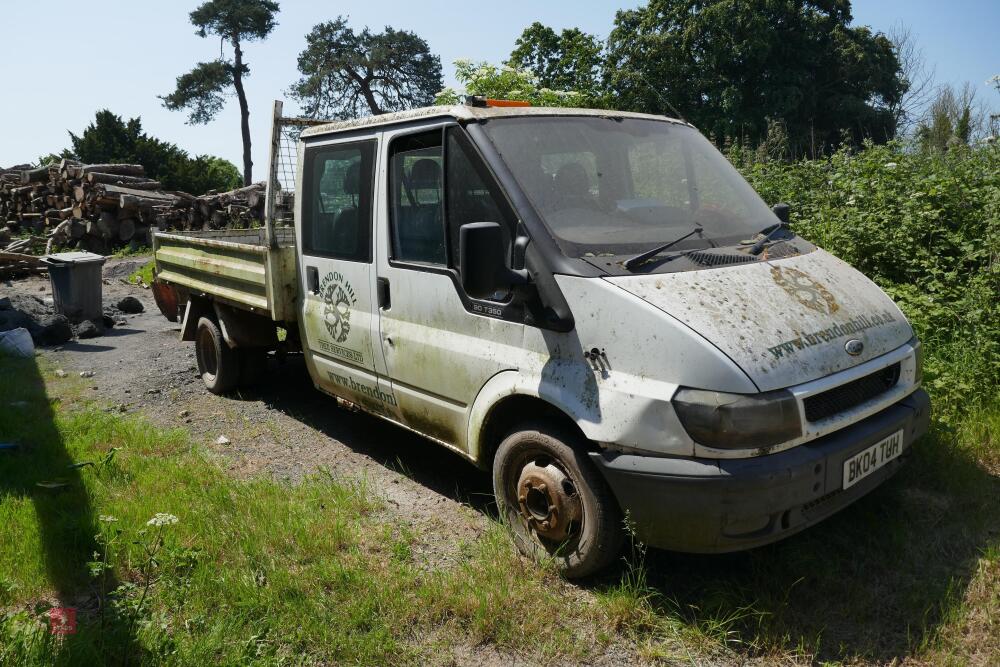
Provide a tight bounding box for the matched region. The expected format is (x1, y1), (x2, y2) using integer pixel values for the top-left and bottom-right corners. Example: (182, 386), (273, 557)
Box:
(42, 251), (106, 322)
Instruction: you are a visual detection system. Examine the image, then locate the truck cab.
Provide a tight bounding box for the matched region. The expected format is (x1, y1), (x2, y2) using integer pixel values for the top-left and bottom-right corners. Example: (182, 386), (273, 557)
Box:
(156, 104), (930, 577)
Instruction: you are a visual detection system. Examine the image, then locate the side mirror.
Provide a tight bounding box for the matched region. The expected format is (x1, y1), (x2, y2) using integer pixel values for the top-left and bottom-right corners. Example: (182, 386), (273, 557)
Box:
(772, 202), (790, 224)
(459, 222), (528, 299)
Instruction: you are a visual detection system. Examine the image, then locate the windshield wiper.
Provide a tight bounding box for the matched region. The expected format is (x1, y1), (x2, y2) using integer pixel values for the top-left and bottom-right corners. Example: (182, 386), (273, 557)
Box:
(747, 221), (790, 255)
(622, 226), (703, 271)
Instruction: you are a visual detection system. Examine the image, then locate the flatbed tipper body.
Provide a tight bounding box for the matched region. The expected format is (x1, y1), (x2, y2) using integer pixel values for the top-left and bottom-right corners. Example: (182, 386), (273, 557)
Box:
(152, 228), (298, 323)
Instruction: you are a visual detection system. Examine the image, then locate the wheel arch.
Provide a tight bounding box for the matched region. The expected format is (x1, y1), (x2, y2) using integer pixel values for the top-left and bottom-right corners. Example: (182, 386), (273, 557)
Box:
(468, 371), (596, 469)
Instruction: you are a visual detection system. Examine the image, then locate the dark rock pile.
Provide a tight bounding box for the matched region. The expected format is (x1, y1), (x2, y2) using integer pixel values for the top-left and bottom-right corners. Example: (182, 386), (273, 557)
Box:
(0, 294), (73, 345)
(0, 292), (141, 344)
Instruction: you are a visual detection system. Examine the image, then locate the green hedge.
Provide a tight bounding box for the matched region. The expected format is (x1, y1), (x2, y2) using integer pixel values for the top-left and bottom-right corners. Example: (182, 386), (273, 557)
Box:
(732, 142), (1000, 420)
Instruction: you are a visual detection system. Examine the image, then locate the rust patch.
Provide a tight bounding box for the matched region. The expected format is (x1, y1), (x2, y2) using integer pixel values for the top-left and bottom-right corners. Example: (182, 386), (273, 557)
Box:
(770, 265), (839, 315)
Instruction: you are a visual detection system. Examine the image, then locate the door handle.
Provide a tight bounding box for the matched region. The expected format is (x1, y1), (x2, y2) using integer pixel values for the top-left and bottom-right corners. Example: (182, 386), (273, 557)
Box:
(307, 266), (319, 294)
(377, 277), (390, 309)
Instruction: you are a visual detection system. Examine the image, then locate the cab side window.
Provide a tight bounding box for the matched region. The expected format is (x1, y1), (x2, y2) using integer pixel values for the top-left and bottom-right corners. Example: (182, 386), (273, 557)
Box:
(445, 127), (513, 274)
(389, 132), (446, 265)
(303, 141), (375, 262)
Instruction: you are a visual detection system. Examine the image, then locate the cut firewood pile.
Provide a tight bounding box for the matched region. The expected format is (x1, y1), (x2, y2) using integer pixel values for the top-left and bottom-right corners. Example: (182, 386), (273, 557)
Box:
(1, 161), (268, 267)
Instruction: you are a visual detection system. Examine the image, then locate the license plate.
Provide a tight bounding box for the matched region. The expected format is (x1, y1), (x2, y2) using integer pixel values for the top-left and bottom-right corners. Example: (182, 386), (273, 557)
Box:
(842, 430), (904, 489)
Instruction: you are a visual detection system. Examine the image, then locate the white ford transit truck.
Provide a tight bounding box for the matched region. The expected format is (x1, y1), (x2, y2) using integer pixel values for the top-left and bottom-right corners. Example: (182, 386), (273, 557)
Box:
(151, 102), (930, 577)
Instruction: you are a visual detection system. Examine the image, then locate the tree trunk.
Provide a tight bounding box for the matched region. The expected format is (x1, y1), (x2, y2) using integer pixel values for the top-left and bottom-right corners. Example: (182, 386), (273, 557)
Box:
(20, 166), (50, 185)
(232, 36), (253, 186)
(80, 164), (145, 177)
(118, 218), (136, 242)
(349, 67), (383, 115)
(87, 172), (161, 189)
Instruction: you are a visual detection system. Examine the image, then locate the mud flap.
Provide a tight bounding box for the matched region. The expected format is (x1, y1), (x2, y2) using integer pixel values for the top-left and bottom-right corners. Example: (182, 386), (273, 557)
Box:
(151, 281), (180, 322)
(212, 302), (278, 349)
(180, 298), (212, 342)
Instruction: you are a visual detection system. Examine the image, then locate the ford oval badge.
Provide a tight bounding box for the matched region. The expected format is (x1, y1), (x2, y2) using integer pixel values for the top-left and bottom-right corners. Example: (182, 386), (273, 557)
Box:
(845, 339), (864, 356)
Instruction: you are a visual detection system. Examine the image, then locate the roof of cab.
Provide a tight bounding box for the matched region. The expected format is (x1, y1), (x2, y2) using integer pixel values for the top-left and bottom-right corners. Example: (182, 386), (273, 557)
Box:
(299, 105), (689, 139)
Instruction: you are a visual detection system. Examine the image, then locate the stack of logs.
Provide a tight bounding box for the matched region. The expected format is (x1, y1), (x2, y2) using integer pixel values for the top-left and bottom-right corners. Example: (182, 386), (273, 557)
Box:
(1, 160), (266, 257)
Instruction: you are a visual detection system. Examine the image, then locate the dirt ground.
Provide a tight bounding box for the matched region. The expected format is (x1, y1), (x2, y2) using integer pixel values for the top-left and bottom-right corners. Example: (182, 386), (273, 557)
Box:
(3, 257), (657, 666)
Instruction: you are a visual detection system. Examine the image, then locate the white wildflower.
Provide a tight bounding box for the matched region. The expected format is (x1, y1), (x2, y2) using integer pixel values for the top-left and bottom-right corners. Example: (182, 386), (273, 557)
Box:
(146, 513), (179, 527)
(884, 162), (898, 169)
(99, 515), (117, 523)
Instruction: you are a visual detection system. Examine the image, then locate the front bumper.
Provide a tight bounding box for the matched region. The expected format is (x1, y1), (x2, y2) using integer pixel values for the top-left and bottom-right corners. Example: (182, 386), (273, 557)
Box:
(590, 389), (930, 553)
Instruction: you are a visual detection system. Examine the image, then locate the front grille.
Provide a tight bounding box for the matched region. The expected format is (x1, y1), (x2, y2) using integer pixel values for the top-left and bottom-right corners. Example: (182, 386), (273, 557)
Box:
(803, 362), (901, 422)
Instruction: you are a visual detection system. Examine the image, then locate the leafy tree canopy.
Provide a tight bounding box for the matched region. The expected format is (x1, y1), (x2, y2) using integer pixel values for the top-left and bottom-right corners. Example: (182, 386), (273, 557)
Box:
(508, 22), (604, 102)
(290, 17), (443, 119)
(161, 0), (279, 184)
(189, 0), (279, 40)
(160, 60), (234, 126)
(604, 0), (907, 156)
(65, 110), (241, 195)
(435, 61), (584, 107)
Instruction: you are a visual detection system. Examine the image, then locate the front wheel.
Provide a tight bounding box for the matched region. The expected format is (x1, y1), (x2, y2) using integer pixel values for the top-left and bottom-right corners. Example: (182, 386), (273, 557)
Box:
(493, 422), (624, 578)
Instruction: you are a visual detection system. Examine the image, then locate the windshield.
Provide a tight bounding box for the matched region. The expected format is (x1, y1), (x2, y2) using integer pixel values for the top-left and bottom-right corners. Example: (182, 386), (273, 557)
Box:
(481, 116), (778, 257)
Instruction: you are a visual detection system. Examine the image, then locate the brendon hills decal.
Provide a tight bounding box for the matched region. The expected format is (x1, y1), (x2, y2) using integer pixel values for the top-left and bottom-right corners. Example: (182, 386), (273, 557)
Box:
(770, 265), (840, 315)
(320, 271), (357, 343)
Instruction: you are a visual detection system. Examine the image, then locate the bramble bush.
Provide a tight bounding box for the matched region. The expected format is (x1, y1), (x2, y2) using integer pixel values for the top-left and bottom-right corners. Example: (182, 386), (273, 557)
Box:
(731, 141), (1000, 420)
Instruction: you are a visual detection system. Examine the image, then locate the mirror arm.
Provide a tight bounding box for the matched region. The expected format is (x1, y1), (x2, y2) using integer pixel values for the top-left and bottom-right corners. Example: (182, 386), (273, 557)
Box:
(512, 231), (529, 270)
(508, 233), (531, 285)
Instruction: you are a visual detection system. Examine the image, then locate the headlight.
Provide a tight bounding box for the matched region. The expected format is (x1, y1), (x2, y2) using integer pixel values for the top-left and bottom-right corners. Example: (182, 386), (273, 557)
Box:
(911, 337), (923, 383)
(672, 388), (802, 449)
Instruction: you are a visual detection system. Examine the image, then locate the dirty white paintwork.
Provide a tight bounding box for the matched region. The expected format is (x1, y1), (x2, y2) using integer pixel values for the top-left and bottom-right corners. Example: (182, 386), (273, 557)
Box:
(173, 107), (922, 466)
(606, 249), (914, 392)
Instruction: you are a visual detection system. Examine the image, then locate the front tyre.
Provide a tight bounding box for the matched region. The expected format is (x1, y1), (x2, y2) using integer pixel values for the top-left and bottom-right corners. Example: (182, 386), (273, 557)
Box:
(493, 422), (624, 578)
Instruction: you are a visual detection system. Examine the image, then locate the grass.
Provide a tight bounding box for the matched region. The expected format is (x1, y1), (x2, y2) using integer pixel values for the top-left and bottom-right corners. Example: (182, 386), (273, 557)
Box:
(126, 260), (155, 287)
(0, 357), (624, 665)
(620, 409), (1000, 665)
(1, 353), (997, 665)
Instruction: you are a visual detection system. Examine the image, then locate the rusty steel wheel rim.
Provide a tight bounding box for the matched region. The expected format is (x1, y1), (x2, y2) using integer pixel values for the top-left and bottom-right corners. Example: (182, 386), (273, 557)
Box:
(510, 454), (584, 547)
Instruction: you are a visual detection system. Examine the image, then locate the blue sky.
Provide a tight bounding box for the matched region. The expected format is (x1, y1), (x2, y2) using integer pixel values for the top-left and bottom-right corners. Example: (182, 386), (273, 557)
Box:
(1, 0), (997, 176)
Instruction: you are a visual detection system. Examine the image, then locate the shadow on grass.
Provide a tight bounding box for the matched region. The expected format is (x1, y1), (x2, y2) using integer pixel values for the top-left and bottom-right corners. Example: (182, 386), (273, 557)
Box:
(630, 428), (999, 662)
(0, 356), (145, 663)
(229, 357), (999, 662)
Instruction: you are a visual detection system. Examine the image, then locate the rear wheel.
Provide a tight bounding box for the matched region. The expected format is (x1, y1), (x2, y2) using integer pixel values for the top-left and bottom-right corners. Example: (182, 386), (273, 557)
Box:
(493, 422), (624, 578)
(195, 316), (239, 395)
